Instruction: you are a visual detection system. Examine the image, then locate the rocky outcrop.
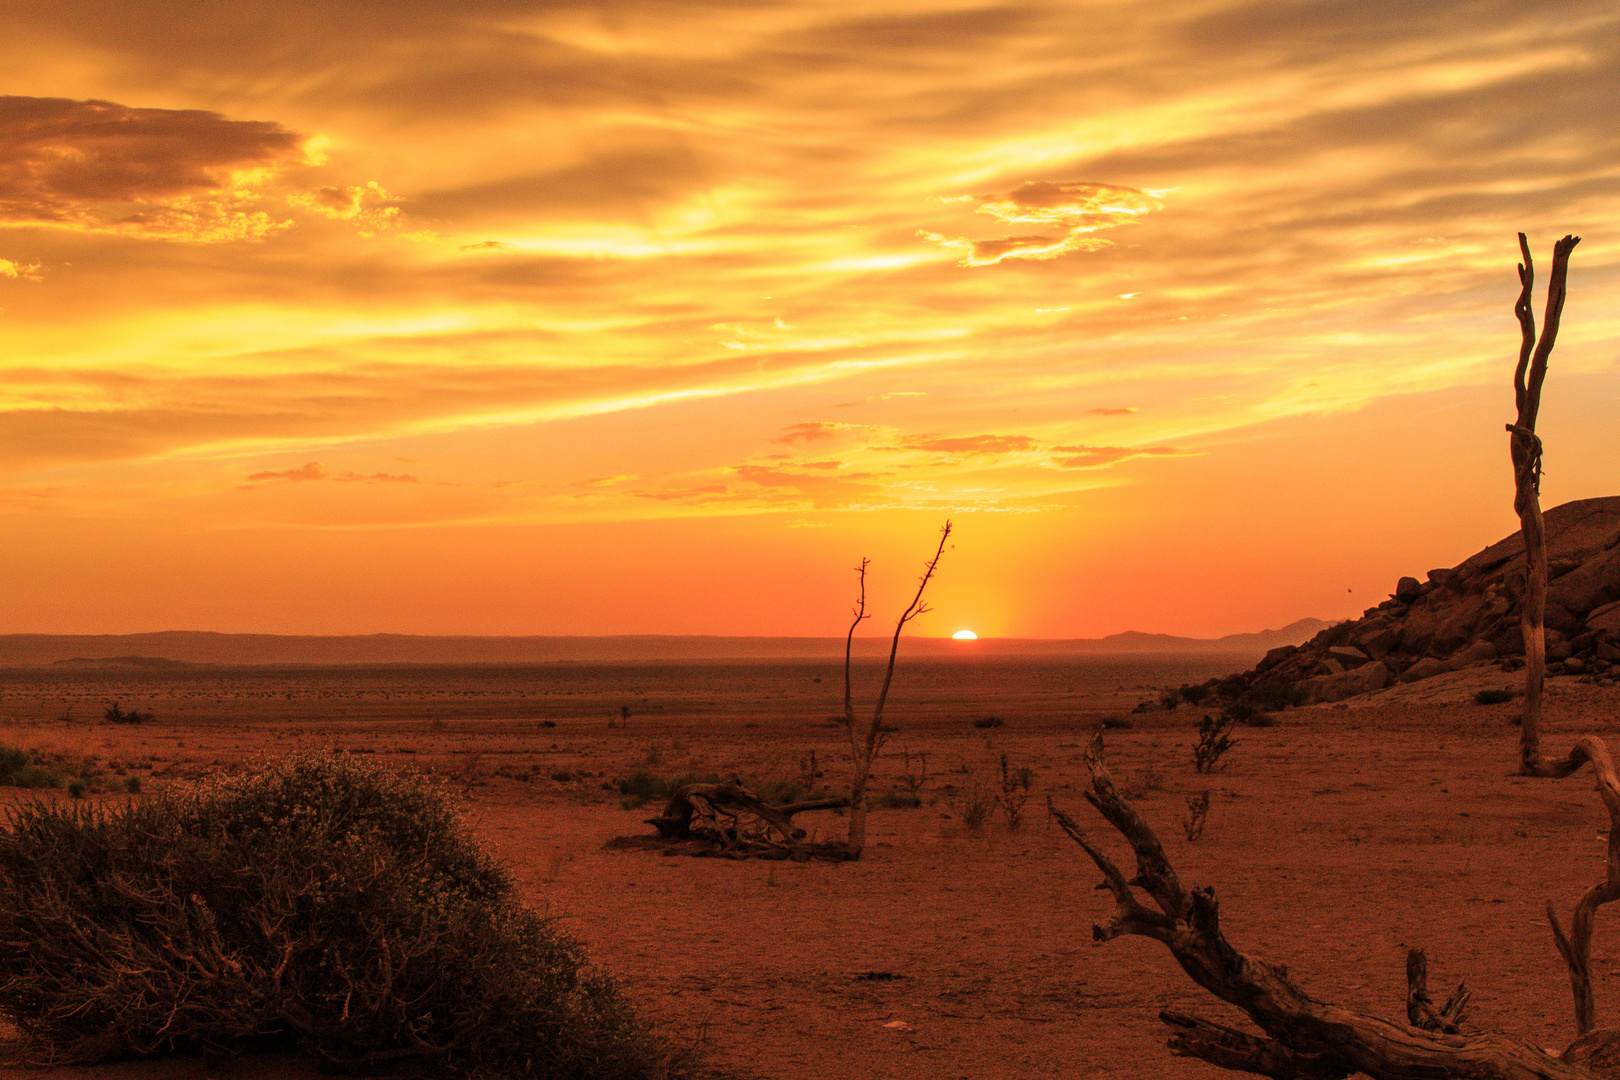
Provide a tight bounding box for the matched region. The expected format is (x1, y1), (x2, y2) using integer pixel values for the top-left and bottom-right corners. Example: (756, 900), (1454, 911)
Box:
(1204, 496), (1620, 707)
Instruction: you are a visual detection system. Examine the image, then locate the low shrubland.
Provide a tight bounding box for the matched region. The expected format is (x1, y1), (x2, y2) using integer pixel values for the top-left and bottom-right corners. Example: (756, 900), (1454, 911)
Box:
(0, 743), (142, 795)
(0, 749), (692, 1078)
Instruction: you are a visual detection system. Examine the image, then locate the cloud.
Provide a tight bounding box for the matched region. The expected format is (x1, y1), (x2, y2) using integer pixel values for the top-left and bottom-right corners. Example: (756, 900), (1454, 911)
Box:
(0, 95), (309, 241)
(922, 181), (1164, 266)
(773, 421), (846, 444)
(1051, 445), (1198, 469)
(247, 462), (325, 482)
(0, 258), (41, 280)
(1087, 407), (1138, 416)
(899, 434), (1039, 455)
(245, 462), (418, 484)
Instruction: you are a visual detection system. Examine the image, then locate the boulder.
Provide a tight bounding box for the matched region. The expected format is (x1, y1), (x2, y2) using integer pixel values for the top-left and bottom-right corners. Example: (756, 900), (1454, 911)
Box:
(1400, 655), (1462, 683)
(1207, 496), (1620, 705)
(1305, 660), (1392, 702)
(1588, 600), (1620, 634)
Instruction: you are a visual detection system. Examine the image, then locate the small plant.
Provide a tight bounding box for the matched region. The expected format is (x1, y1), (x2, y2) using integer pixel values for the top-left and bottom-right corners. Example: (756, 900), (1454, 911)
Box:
(995, 754), (1032, 829)
(877, 791), (922, 809)
(1117, 763), (1166, 800)
(1476, 688), (1515, 705)
(954, 776), (995, 830)
(1192, 714), (1238, 774)
(124, 776), (142, 794)
(1159, 691), (1180, 710)
(898, 750), (929, 793)
(1099, 715), (1134, 730)
(67, 780), (87, 799)
(972, 716), (1003, 729)
(102, 703), (153, 725)
(1181, 790), (1211, 841)
(642, 741), (664, 766)
(1179, 682), (1211, 705)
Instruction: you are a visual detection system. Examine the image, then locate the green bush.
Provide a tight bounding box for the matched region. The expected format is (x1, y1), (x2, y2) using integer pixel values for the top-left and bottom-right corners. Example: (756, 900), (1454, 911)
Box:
(0, 749), (689, 1078)
(0, 745), (63, 789)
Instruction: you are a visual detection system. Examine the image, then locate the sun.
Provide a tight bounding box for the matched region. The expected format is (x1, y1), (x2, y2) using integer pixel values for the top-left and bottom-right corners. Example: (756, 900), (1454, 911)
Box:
(951, 629), (978, 640)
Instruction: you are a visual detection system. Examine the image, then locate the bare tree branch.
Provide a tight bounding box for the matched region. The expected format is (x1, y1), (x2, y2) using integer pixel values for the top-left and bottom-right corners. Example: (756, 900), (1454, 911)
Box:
(1058, 731), (1611, 1079)
(1510, 232), (1580, 773)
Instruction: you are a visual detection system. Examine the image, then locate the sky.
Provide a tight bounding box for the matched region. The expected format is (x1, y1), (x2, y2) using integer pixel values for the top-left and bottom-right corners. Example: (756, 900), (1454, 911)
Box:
(0, 0), (1617, 639)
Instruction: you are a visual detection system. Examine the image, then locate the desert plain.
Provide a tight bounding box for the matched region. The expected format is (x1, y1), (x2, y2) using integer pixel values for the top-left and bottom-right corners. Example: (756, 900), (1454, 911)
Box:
(3, 654), (1620, 1080)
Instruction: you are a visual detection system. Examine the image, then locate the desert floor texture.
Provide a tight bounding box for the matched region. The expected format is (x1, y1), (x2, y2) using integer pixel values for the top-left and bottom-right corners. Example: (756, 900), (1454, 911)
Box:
(2, 655), (1619, 1080)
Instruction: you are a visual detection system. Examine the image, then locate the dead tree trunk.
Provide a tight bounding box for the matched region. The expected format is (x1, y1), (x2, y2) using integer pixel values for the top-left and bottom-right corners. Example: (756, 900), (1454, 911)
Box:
(643, 782), (850, 857)
(844, 522), (951, 858)
(1056, 732), (1620, 1079)
(1510, 232), (1580, 774)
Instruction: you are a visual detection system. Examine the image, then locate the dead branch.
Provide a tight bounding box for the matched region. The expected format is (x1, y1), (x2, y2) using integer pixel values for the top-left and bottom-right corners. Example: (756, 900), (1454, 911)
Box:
(645, 783), (849, 848)
(1510, 232), (1580, 774)
(844, 521), (951, 857)
(1056, 731), (1617, 1079)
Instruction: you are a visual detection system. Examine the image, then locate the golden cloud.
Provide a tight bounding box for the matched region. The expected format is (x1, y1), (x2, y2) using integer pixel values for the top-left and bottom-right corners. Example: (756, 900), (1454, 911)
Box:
(922, 182), (1164, 266)
(899, 434), (1040, 455)
(0, 95), (309, 241)
(1051, 444), (1197, 469)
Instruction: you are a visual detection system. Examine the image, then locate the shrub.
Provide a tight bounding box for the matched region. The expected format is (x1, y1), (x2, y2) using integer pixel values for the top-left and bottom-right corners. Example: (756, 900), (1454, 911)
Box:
(995, 754), (1032, 830)
(0, 745), (62, 789)
(1181, 790), (1211, 841)
(954, 777), (995, 829)
(103, 703), (153, 725)
(1192, 714), (1238, 774)
(1098, 715), (1133, 730)
(876, 791), (922, 809)
(971, 716), (1003, 729)
(1241, 680), (1301, 712)
(1475, 688), (1515, 705)
(0, 749), (687, 1078)
(1178, 682), (1211, 705)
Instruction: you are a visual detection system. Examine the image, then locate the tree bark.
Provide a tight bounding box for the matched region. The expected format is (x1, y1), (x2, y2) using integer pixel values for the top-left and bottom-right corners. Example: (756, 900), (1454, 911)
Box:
(1511, 232), (1580, 774)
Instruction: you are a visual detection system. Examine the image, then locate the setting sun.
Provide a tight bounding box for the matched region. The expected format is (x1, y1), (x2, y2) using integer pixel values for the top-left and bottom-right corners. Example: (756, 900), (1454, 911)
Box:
(952, 630), (979, 641)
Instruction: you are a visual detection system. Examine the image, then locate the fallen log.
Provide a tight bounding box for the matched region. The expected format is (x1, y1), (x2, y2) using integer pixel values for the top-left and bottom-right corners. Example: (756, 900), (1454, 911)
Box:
(1055, 731), (1620, 1079)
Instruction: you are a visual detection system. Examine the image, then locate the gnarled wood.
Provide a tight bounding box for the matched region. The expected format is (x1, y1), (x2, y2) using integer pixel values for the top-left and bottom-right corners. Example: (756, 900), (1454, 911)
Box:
(645, 783), (849, 850)
(1057, 731), (1617, 1079)
(1511, 232), (1580, 775)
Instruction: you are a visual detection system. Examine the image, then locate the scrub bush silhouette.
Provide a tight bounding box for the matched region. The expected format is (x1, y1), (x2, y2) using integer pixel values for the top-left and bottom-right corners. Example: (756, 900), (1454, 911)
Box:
(0, 749), (689, 1078)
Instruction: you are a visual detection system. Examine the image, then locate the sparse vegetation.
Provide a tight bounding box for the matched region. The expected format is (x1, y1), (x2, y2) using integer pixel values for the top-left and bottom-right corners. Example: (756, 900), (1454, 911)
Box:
(1192, 713), (1238, 774)
(1181, 789), (1211, 841)
(1476, 688), (1515, 705)
(972, 715), (1004, 729)
(995, 753), (1033, 829)
(0, 749), (689, 1078)
(954, 776), (995, 830)
(876, 791), (922, 809)
(102, 702), (153, 725)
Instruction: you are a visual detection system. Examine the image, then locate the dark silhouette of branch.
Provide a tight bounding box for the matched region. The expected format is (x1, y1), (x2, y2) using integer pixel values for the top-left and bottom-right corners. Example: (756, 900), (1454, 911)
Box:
(1510, 232), (1580, 774)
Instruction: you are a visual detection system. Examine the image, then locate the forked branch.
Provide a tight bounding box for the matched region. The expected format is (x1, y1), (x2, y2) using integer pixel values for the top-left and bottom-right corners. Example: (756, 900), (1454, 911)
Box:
(1511, 232), (1580, 774)
(1057, 731), (1611, 1079)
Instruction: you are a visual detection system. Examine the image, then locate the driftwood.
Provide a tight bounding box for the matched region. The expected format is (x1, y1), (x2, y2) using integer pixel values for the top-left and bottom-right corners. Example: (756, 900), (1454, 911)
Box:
(1510, 232), (1580, 773)
(635, 782), (852, 860)
(1055, 731), (1620, 1079)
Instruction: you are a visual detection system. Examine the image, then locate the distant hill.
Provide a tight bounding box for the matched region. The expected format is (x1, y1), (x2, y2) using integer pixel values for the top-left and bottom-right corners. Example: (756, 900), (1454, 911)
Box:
(0, 621), (1330, 667)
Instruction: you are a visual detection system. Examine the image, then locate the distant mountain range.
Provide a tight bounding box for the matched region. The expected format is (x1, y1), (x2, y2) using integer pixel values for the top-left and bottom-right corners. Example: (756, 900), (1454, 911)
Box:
(0, 620), (1331, 666)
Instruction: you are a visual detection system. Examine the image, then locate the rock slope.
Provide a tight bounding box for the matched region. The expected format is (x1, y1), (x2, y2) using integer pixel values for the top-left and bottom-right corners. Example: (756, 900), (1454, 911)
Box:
(1210, 496), (1620, 706)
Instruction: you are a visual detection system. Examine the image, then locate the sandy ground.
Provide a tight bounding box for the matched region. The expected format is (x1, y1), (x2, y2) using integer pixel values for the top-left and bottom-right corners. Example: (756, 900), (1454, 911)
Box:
(2, 659), (1619, 1079)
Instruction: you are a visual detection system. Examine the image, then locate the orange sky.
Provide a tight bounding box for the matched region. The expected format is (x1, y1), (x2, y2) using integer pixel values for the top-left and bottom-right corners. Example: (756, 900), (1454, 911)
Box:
(1, 1), (1617, 638)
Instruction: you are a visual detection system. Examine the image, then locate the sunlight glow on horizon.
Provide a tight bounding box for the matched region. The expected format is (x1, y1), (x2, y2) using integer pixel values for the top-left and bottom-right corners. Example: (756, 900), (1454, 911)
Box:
(0, 3), (1616, 638)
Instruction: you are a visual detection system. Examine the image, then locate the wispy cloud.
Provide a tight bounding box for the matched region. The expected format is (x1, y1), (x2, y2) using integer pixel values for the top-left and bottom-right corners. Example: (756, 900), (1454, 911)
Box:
(1051, 445), (1198, 469)
(922, 182), (1164, 266)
